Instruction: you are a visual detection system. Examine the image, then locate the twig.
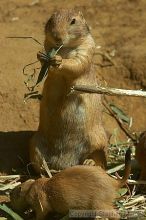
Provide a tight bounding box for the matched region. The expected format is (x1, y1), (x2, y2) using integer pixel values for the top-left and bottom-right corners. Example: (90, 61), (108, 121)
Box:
(0, 175), (21, 179)
(50, 169), (60, 174)
(123, 196), (146, 207)
(107, 164), (125, 174)
(23, 60), (39, 75)
(128, 180), (146, 185)
(71, 85), (146, 98)
(0, 182), (21, 191)
(38, 196), (44, 212)
(42, 158), (52, 178)
(103, 98), (136, 142)
(94, 51), (116, 67)
(6, 36), (42, 45)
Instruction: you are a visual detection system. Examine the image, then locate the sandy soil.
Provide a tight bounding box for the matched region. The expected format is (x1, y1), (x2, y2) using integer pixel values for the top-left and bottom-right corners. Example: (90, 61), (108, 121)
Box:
(0, 0), (146, 174)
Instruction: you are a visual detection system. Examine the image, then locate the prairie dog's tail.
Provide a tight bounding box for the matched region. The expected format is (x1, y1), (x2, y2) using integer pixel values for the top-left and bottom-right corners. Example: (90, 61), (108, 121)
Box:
(119, 147), (131, 187)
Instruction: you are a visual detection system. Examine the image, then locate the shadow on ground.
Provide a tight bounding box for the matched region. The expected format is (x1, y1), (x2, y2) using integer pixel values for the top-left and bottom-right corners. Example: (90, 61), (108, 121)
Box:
(0, 131), (34, 174)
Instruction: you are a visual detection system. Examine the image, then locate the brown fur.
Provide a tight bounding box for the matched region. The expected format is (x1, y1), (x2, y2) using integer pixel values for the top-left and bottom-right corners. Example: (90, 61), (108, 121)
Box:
(135, 131), (146, 180)
(10, 149), (131, 220)
(29, 9), (108, 173)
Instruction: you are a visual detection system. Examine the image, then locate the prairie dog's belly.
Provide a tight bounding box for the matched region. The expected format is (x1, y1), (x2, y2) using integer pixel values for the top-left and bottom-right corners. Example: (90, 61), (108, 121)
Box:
(40, 90), (88, 139)
(40, 83), (101, 138)
(44, 137), (89, 170)
(38, 100), (90, 170)
(37, 71), (103, 169)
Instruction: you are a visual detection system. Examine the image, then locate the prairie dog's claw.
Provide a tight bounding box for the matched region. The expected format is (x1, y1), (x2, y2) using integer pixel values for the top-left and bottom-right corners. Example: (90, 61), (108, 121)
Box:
(37, 51), (49, 62)
(83, 159), (96, 166)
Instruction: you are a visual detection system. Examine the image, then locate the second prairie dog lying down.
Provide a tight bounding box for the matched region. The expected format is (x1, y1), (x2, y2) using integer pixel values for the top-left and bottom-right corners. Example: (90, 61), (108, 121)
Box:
(10, 149), (131, 220)
(29, 8), (108, 173)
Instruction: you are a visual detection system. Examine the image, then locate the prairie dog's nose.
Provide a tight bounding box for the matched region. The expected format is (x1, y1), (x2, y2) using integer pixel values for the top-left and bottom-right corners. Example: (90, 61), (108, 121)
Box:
(53, 33), (63, 46)
(55, 37), (62, 44)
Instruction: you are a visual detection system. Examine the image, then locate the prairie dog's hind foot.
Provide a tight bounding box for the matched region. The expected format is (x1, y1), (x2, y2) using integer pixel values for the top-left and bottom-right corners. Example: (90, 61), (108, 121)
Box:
(29, 132), (49, 174)
(83, 159), (96, 166)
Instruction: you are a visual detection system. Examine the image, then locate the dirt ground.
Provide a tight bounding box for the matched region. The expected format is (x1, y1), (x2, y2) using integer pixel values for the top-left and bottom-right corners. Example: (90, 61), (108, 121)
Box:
(0, 0), (146, 174)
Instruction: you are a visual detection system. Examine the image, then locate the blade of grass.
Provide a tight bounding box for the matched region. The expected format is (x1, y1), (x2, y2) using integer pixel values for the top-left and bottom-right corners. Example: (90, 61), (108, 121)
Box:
(0, 204), (23, 220)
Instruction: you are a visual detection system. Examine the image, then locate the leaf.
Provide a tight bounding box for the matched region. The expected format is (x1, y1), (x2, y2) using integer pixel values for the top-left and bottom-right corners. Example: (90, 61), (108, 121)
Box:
(0, 182), (21, 191)
(117, 188), (128, 197)
(26, 94), (42, 100)
(49, 48), (56, 58)
(35, 62), (49, 86)
(24, 90), (42, 101)
(107, 164), (125, 174)
(35, 45), (63, 87)
(23, 45), (63, 102)
(0, 204), (23, 220)
(115, 201), (125, 209)
(110, 104), (130, 124)
(24, 91), (39, 99)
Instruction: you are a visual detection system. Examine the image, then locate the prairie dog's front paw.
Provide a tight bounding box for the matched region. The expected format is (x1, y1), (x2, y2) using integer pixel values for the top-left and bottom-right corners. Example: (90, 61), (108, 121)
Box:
(83, 159), (96, 166)
(37, 50), (49, 66)
(50, 55), (62, 68)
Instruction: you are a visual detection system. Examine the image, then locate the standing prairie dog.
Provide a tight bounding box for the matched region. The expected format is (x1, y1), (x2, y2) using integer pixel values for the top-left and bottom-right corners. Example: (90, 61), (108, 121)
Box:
(10, 148), (131, 220)
(29, 9), (108, 173)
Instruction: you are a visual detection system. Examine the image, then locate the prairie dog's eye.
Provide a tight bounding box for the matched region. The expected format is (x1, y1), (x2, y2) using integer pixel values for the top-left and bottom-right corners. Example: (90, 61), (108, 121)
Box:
(70, 18), (76, 25)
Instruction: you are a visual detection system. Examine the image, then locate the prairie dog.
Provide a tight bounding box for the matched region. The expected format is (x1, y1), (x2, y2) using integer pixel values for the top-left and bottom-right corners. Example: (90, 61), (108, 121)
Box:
(10, 149), (131, 220)
(135, 131), (146, 180)
(29, 9), (108, 173)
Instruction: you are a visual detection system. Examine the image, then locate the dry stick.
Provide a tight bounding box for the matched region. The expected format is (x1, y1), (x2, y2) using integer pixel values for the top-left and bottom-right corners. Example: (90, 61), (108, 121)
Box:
(94, 51), (116, 67)
(107, 164), (125, 174)
(0, 182), (21, 191)
(108, 178), (146, 185)
(0, 175), (21, 179)
(42, 158), (52, 178)
(128, 180), (146, 185)
(6, 36), (42, 46)
(50, 169), (60, 174)
(71, 85), (146, 98)
(109, 178), (146, 196)
(23, 60), (39, 75)
(124, 196), (146, 207)
(103, 98), (136, 142)
(38, 196), (44, 212)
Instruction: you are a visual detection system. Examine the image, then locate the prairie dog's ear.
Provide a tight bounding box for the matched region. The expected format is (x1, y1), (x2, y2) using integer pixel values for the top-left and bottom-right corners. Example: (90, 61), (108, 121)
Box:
(45, 18), (50, 32)
(10, 185), (21, 198)
(78, 11), (90, 33)
(79, 11), (84, 18)
(73, 6), (83, 16)
(16, 186), (22, 195)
